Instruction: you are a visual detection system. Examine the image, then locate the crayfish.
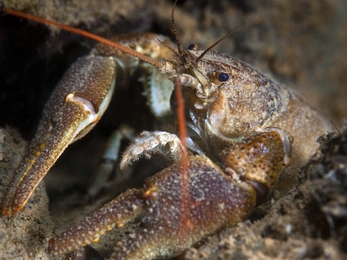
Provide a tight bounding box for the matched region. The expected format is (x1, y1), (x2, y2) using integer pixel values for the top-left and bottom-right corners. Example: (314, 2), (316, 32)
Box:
(1, 1), (332, 259)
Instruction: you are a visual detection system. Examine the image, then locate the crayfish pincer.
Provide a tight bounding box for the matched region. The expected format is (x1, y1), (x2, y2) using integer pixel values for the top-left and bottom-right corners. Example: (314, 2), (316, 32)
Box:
(48, 130), (290, 259)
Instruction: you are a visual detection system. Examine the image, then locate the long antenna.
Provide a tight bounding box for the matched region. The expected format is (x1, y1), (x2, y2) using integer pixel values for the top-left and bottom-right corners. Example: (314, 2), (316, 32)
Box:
(171, 0), (190, 233)
(3, 8), (164, 69)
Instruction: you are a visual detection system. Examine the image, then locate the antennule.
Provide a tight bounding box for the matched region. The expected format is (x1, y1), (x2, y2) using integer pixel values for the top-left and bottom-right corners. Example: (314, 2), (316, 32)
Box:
(171, 0), (184, 55)
(195, 26), (239, 63)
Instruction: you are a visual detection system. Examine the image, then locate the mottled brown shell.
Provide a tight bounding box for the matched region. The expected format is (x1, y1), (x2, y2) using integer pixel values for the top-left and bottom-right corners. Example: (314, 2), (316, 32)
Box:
(179, 49), (332, 191)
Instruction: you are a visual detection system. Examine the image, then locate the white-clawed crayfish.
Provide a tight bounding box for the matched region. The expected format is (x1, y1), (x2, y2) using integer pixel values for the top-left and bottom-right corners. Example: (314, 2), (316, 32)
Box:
(1, 1), (332, 259)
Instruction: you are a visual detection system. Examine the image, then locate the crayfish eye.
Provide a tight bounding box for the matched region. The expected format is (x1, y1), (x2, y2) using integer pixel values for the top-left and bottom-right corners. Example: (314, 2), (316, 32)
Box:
(217, 72), (229, 82)
(187, 43), (199, 50)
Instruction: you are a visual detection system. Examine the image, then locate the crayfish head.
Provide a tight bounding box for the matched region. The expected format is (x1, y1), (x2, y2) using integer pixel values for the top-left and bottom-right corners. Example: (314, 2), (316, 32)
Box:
(176, 48), (287, 149)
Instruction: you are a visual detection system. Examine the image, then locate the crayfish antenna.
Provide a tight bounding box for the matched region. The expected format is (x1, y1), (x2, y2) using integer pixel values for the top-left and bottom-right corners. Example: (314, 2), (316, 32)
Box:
(170, 0), (190, 233)
(3, 8), (164, 70)
(174, 77), (190, 234)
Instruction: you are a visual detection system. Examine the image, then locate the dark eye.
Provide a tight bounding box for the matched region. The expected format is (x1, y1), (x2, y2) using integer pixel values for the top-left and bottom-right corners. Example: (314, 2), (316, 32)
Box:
(187, 43), (199, 50)
(218, 72), (229, 82)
